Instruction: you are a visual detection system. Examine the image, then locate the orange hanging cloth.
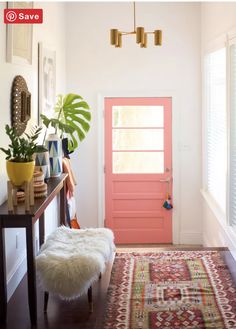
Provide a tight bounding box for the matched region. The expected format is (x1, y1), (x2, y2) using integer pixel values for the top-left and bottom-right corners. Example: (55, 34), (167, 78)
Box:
(62, 157), (80, 229)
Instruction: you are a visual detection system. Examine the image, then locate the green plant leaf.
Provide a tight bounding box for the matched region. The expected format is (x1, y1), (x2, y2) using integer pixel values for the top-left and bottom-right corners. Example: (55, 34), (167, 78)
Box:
(64, 109), (91, 121)
(58, 93), (91, 152)
(67, 115), (90, 132)
(68, 133), (78, 152)
(66, 119), (86, 141)
(63, 94), (83, 107)
(40, 114), (52, 128)
(64, 101), (90, 110)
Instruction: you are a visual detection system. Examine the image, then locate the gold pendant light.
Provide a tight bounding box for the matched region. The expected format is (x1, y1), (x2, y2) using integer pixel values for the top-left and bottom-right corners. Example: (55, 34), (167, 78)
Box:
(110, 2), (162, 48)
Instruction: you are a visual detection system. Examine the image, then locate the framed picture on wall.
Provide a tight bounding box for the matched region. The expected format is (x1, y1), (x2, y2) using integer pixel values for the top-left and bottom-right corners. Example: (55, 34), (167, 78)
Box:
(38, 42), (56, 123)
(6, 2), (33, 65)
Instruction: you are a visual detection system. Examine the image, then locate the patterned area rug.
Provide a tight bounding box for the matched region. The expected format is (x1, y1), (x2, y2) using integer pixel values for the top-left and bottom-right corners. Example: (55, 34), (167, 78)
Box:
(103, 251), (236, 328)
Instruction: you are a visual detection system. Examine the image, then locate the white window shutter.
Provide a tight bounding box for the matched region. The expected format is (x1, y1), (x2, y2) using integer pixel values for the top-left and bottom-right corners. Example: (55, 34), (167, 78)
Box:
(205, 48), (227, 212)
(230, 44), (236, 227)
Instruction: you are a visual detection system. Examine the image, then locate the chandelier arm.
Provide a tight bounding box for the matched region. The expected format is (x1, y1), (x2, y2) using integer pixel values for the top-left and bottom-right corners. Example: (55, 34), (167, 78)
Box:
(121, 31), (136, 35)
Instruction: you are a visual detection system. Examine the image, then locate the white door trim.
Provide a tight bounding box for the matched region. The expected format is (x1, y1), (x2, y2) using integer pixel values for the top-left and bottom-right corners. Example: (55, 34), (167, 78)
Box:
(97, 90), (181, 244)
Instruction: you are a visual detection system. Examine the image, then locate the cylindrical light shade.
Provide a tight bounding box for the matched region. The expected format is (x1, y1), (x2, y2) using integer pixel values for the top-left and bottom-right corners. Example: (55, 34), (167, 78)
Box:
(154, 30), (162, 46)
(115, 32), (122, 48)
(136, 27), (145, 44)
(140, 33), (147, 48)
(110, 29), (119, 46)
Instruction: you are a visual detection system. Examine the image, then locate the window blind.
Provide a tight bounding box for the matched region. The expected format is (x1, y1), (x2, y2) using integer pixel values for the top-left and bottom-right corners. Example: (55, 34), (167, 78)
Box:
(205, 48), (227, 212)
(230, 44), (236, 227)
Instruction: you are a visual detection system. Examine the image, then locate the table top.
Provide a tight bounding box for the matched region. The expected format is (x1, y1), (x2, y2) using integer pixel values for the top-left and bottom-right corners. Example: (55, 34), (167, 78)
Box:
(0, 174), (67, 220)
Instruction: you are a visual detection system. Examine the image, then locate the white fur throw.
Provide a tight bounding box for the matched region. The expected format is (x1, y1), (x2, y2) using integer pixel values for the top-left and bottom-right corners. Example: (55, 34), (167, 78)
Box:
(36, 226), (115, 299)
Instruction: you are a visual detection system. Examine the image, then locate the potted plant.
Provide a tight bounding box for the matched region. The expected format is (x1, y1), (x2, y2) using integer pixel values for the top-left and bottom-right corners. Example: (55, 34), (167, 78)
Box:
(40, 93), (91, 177)
(0, 124), (42, 186)
(40, 93), (91, 153)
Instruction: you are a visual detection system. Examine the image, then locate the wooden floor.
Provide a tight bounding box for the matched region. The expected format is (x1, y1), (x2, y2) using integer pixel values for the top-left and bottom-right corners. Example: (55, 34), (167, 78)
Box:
(0, 260), (113, 329)
(1, 245), (235, 329)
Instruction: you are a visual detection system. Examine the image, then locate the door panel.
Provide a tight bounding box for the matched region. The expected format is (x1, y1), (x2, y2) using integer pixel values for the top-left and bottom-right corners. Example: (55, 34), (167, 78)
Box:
(105, 97), (172, 244)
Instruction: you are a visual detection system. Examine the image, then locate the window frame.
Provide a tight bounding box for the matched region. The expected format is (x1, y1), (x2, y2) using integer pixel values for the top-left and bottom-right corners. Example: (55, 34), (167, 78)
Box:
(202, 29), (236, 235)
(228, 35), (236, 228)
(203, 41), (227, 219)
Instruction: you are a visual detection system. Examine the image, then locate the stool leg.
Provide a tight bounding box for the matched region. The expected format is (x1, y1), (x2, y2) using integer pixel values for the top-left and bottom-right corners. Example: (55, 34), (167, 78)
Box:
(44, 291), (49, 313)
(87, 286), (93, 313)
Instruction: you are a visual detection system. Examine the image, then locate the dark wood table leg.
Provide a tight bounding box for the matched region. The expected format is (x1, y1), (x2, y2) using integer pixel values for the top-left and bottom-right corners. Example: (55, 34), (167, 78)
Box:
(25, 221), (37, 326)
(60, 180), (66, 225)
(39, 213), (45, 247)
(88, 286), (93, 313)
(0, 224), (7, 325)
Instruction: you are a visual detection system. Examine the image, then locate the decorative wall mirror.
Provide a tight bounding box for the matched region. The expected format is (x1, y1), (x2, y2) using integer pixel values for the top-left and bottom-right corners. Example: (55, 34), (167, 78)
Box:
(11, 75), (31, 136)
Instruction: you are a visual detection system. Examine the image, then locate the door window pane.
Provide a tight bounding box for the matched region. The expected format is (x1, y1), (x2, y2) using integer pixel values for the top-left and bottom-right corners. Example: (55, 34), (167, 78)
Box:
(113, 129), (164, 151)
(112, 106), (164, 127)
(113, 151), (164, 173)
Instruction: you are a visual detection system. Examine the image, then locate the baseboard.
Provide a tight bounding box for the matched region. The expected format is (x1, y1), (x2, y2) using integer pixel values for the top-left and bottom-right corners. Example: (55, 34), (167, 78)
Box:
(202, 233), (212, 247)
(179, 231), (202, 245)
(7, 254), (26, 302)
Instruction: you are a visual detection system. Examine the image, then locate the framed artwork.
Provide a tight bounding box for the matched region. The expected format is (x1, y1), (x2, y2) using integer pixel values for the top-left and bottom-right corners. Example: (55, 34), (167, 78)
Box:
(38, 42), (56, 122)
(6, 2), (33, 65)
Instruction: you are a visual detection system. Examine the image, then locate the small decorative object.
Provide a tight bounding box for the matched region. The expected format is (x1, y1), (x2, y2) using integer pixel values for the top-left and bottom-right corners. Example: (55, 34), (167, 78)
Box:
(33, 171), (47, 198)
(62, 137), (71, 158)
(33, 171), (44, 183)
(40, 93), (91, 153)
(0, 124), (42, 211)
(163, 192), (173, 210)
(46, 133), (62, 177)
(34, 145), (50, 180)
(16, 191), (25, 203)
(11, 75), (31, 136)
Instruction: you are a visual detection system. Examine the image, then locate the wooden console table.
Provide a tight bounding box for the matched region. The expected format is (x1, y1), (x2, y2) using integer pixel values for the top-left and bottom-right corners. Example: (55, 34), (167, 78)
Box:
(0, 174), (67, 326)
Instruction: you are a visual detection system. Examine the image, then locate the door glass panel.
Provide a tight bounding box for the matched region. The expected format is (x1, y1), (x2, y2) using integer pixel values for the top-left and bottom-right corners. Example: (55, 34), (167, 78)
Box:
(112, 106), (164, 127)
(113, 152), (164, 173)
(113, 129), (164, 150)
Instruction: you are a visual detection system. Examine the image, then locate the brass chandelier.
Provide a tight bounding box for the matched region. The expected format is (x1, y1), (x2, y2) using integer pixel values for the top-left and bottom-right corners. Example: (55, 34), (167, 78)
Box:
(110, 2), (162, 48)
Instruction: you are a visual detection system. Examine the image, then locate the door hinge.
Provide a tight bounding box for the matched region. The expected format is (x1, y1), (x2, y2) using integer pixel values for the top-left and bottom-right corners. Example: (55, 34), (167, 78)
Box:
(104, 165), (106, 173)
(104, 219), (106, 227)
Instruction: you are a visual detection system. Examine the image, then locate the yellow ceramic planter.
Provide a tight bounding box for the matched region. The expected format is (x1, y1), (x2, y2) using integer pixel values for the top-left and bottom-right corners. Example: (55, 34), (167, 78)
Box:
(6, 160), (35, 186)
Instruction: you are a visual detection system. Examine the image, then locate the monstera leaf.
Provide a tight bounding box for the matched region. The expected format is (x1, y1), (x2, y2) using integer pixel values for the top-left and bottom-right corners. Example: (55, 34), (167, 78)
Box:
(41, 93), (91, 152)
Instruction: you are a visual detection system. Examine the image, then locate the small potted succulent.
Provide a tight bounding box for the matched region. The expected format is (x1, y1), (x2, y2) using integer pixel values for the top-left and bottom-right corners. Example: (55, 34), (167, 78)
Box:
(0, 124), (41, 186)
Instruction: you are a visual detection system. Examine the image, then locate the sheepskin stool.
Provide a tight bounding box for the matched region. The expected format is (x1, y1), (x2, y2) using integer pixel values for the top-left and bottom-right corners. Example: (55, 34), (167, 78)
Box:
(36, 226), (115, 313)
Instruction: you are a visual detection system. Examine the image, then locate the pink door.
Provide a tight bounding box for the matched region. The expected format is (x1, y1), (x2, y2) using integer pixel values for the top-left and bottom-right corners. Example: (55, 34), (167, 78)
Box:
(105, 97), (172, 244)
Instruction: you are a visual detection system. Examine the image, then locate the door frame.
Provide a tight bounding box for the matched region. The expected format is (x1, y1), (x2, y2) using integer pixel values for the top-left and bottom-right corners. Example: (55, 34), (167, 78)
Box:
(97, 90), (181, 244)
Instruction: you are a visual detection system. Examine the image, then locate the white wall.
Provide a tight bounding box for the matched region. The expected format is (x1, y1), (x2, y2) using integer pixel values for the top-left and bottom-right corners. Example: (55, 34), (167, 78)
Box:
(66, 2), (202, 244)
(201, 3), (236, 47)
(0, 1), (66, 299)
(201, 3), (236, 258)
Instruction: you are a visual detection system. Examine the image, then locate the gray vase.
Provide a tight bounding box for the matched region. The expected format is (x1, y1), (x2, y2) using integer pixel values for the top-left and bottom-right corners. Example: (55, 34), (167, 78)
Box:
(34, 146), (50, 180)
